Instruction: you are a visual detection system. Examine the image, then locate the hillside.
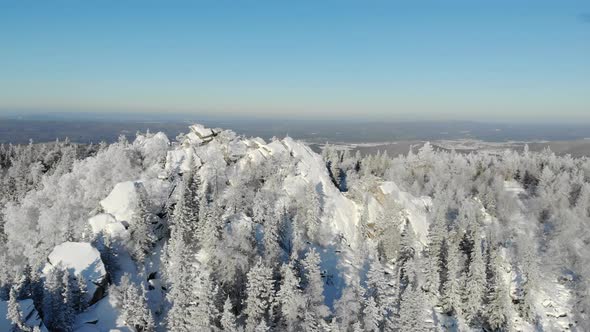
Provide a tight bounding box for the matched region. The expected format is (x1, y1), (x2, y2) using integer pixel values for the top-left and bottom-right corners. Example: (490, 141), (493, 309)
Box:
(0, 124), (588, 331)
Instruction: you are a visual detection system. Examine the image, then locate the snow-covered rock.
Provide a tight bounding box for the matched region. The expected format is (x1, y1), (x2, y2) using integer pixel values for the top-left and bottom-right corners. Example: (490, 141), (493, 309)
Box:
(164, 148), (202, 175)
(189, 124), (215, 139)
(282, 137), (360, 244)
(105, 222), (128, 239)
(43, 242), (108, 304)
(0, 299), (48, 332)
(100, 181), (145, 223)
(88, 213), (117, 235)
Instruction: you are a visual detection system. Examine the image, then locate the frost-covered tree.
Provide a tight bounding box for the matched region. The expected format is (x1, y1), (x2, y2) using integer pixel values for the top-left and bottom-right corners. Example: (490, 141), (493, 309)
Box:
(118, 274), (155, 332)
(172, 169), (201, 245)
(396, 261), (428, 331)
(362, 296), (381, 332)
(221, 297), (239, 332)
(486, 248), (511, 331)
(302, 248), (330, 321)
(42, 267), (65, 331)
(263, 210), (282, 265)
(463, 233), (486, 325)
(300, 182), (321, 241)
(61, 273), (77, 331)
(441, 236), (462, 316)
(424, 197), (448, 296)
(365, 258), (392, 327)
(254, 320), (270, 332)
(333, 277), (363, 330)
(7, 287), (26, 332)
(277, 262), (305, 330)
(166, 243), (203, 331)
(519, 244), (538, 323)
(128, 185), (157, 262)
(244, 259), (275, 332)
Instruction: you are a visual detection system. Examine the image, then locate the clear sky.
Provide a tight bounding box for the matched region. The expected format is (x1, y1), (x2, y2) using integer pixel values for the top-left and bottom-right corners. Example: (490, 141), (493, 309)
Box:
(1, 1), (589, 122)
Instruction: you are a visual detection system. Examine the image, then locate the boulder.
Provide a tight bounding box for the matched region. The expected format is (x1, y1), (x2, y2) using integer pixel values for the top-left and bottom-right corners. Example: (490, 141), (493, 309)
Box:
(43, 242), (108, 305)
(88, 213), (117, 235)
(100, 181), (144, 223)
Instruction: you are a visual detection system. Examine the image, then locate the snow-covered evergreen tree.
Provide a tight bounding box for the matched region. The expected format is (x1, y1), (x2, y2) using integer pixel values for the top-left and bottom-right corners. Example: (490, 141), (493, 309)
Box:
(42, 266), (68, 331)
(302, 248), (330, 321)
(128, 185), (157, 262)
(244, 259), (275, 332)
(277, 262), (305, 331)
(221, 297), (239, 332)
(118, 274), (155, 332)
(486, 248), (511, 331)
(7, 287), (25, 332)
(441, 235), (462, 316)
(463, 233), (486, 325)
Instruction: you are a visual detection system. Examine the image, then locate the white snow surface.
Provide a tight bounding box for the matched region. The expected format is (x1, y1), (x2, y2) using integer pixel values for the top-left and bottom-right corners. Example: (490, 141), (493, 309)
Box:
(88, 213), (117, 235)
(282, 137), (360, 245)
(100, 179), (169, 223)
(379, 181), (432, 244)
(43, 242), (107, 302)
(189, 124), (214, 138)
(74, 295), (131, 332)
(0, 299), (48, 332)
(100, 181), (143, 223)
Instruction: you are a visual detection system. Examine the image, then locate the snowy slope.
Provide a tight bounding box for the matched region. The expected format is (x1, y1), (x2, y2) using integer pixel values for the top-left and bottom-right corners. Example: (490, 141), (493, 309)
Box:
(74, 295), (131, 332)
(0, 299), (49, 332)
(379, 181), (432, 245)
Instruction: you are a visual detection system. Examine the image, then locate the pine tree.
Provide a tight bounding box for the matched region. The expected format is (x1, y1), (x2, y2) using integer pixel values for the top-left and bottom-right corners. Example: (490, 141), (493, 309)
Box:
(7, 287), (26, 332)
(42, 266), (66, 331)
(463, 234), (486, 325)
(245, 259), (275, 332)
(166, 243), (202, 332)
(302, 248), (330, 320)
(120, 274), (155, 332)
(199, 200), (222, 255)
(363, 296), (381, 332)
(365, 259), (391, 326)
(172, 169), (200, 245)
(301, 182), (321, 241)
(425, 206), (446, 297)
(486, 248), (511, 331)
(396, 283), (428, 331)
(192, 271), (219, 330)
(61, 272), (77, 332)
(520, 247), (537, 323)
(221, 297), (239, 332)
(263, 211), (281, 265)
(255, 320), (270, 332)
(128, 186), (157, 262)
(75, 273), (88, 312)
(277, 262), (305, 330)
(441, 237), (461, 316)
(333, 277), (363, 329)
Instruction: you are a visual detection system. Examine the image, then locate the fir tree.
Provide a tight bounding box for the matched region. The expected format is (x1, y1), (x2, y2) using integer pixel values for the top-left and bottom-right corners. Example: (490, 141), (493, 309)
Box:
(244, 259), (275, 332)
(302, 248), (330, 320)
(277, 262), (305, 331)
(7, 287), (25, 332)
(220, 297), (239, 332)
(463, 234), (486, 325)
(128, 186), (157, 262)
(441, 237), (462, 316)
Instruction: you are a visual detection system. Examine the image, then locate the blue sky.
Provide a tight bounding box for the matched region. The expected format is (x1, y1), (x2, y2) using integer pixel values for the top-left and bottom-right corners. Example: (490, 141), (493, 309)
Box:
(0, 1), (589, 122)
